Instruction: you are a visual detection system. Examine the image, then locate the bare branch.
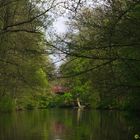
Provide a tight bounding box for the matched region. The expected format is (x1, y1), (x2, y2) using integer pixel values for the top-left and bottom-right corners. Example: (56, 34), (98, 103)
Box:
(58, 60), (114, 78)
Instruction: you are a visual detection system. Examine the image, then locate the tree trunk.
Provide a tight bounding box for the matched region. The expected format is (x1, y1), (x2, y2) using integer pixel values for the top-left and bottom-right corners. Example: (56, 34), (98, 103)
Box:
(77, 98), (82, 108)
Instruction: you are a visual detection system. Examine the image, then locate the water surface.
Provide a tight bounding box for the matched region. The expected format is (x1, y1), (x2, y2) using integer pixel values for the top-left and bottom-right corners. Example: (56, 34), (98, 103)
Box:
(0, 109), (140, 140)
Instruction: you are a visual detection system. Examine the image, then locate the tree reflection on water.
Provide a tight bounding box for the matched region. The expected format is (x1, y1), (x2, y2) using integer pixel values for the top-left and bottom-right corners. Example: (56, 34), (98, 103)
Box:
(0, 109), (140, 140)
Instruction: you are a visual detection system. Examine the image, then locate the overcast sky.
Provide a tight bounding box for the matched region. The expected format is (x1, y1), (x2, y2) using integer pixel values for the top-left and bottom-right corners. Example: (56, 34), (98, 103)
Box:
(50, 16), (68, 68)
(53, 17), (67, 33)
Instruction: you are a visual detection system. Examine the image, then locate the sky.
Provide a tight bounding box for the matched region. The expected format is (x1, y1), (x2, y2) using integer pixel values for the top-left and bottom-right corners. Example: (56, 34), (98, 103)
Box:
(48, 0), (105, 69)
(50, 17), (68, 68)
(53, 17), (67, 33)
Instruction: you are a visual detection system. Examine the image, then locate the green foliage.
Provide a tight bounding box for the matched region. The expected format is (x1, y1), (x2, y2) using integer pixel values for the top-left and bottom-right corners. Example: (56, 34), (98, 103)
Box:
(0, 0), (54, 112)
(25, 103), (35, 110)
(35, 68), (48, 88)
(48, 93), (74, 108)
(35, 94), (50, 109)
(0, 96), (15, 112)
(0, 0), (139, 111)
(24, 98), (36, 110)
(59, 0), (140, 110)
(15, 92), (53, 110)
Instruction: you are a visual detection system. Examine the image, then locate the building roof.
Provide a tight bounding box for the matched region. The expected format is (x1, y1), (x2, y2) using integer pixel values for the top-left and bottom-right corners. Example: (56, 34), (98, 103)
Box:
(52, 86), (69, 95)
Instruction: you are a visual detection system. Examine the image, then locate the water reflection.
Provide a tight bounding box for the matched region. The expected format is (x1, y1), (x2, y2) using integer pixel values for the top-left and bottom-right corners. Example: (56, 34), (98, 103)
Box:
(51, 121), (68, 140)
(0, 109), (140, 140)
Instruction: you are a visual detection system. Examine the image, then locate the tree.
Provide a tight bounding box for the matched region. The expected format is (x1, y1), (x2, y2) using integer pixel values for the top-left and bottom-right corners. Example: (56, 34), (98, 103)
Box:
(0, 0), (57, 111)
(58, 0), (140, 110)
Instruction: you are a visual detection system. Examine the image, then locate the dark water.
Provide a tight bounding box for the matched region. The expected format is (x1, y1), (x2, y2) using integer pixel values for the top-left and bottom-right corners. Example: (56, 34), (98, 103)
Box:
(0, 109), (140, 140)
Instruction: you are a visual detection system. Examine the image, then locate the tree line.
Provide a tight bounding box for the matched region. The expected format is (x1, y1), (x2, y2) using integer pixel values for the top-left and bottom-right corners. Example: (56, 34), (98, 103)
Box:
(57, 0), (140, 110)
(0, 0), (139, 111)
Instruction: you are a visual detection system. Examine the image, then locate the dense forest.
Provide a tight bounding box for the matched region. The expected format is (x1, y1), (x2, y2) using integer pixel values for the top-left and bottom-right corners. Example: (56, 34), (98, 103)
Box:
(59, 0), (140, 110)
(0, 0), (140, 112)
(0, 0), (55, 111)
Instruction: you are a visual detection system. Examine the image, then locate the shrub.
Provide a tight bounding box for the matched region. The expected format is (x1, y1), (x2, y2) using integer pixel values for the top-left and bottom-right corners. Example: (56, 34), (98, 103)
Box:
(0, 96), (15, 113)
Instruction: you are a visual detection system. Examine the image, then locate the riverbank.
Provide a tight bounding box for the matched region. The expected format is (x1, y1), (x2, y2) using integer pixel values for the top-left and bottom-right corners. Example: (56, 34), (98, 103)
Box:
(0, 94), (140, 113)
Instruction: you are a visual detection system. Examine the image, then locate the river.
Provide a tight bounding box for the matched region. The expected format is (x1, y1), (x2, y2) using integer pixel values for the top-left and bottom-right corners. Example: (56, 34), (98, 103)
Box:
(0, 109), (140, 140)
